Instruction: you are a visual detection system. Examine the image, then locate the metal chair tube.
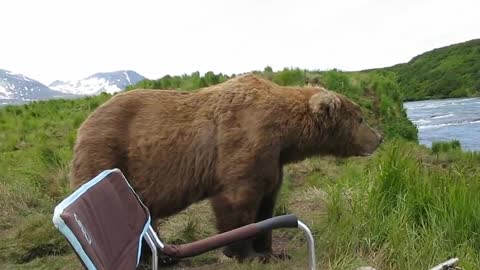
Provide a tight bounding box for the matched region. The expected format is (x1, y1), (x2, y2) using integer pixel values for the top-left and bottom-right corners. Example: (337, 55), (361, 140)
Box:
(298, 220), (316, 270)
(428, 258), (459, 270)
(143, 232), (158, 270)
(148, 226), (165, 249)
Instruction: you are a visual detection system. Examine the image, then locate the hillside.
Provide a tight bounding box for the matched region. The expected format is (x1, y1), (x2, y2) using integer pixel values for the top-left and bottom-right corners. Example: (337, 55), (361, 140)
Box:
(384, 39), (480, 101)
(1, 70), (479, 270)
(129, 39), (480, 103)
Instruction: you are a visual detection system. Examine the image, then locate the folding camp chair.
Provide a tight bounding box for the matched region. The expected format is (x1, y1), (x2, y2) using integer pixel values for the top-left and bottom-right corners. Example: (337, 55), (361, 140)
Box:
(53, 168), (316, 270)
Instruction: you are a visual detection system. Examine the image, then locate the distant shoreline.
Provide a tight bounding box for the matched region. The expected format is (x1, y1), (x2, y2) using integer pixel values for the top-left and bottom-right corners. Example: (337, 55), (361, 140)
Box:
(403, 93), (480, 102)
(403, 95), (480, 104)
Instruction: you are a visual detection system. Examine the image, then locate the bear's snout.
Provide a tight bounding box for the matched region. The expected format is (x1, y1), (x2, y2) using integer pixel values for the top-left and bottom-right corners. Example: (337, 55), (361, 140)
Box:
(353, 124), (383, 156)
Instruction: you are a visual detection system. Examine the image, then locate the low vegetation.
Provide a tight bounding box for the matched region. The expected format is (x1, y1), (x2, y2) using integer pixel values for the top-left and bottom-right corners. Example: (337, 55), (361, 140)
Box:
(0, 69), (478, 270)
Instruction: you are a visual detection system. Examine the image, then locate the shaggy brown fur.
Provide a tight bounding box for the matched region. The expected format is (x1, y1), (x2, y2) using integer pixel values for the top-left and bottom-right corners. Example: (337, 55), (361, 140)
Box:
(69, 74), (382, 261)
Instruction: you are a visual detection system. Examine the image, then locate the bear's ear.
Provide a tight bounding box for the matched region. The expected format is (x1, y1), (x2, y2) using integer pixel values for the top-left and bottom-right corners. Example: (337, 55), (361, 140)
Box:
(308, 91), (341, 118)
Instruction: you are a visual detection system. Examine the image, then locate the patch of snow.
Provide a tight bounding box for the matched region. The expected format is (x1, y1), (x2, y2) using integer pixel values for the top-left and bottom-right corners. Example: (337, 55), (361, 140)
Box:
(51, 77), (122, 95)
(0, 85), (8, 95)
(104, 84), (122, 94)
(0, 85), (14, 99)
(125, 71), (131, 84)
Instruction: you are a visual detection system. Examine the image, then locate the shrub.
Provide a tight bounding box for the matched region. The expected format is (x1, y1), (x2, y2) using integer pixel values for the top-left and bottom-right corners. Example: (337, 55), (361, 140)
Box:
(431, 140), (462, 154)
(272, 67), (306, 86)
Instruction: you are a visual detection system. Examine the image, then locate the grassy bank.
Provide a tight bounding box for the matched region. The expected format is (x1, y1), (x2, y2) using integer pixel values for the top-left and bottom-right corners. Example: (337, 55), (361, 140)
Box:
(315, 139), (480, 269)
(0, 70), (478, 269)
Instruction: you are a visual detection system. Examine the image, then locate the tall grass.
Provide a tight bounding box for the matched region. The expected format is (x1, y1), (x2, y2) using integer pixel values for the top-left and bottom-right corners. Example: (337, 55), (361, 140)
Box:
(0, 95), (111, 268)
(316, 140), (480, 269)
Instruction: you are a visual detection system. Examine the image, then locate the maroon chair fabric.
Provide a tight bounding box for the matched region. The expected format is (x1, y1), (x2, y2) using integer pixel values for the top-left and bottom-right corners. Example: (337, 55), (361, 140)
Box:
(53, 169), (151, 270)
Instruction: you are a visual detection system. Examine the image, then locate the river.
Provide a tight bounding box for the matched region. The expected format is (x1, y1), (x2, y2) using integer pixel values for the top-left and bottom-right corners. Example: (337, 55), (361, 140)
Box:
(404, 97), (480, 151)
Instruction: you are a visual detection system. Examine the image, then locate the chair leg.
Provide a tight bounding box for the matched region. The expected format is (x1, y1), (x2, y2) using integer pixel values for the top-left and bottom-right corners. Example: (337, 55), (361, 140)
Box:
(298, 221), (316, 270)
(144, 233), (158, 270)
(148, 226), (165, 249)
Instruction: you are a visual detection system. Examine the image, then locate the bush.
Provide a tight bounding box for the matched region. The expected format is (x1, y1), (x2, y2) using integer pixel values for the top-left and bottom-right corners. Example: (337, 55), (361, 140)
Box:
(321, 70), (362, 98)
(431, 140), (462, 154)
(126, 71), (230, 92)
(272, 67), (306, 86)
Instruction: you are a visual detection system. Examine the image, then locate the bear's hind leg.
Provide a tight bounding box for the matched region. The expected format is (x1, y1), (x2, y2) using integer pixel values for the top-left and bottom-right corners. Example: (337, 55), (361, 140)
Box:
(210, 187), (265, 262)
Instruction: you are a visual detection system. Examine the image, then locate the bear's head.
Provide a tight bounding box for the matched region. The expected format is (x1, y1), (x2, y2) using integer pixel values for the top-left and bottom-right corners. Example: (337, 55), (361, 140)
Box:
(308, 89), (383, 157)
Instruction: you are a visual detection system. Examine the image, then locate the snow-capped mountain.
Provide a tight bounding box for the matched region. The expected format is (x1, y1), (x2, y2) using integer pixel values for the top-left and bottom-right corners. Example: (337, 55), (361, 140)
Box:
(50, 70), (145, 96)
(0, 69), (66, 102)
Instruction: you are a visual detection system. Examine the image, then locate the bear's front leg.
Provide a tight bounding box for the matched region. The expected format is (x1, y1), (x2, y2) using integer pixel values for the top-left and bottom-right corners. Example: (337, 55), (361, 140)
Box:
(252, 191), (277, 253)
(210, 186), (267, 262)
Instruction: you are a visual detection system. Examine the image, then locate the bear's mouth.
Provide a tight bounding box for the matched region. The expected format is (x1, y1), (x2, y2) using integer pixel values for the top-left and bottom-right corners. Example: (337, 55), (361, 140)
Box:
(358, 145), (380, 156)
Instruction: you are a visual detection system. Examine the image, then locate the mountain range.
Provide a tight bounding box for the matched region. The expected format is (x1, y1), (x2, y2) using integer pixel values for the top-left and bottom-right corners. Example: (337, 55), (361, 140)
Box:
(0, 69), (146, 105)
(49, 70), (145, 96)
(0, 69), (67, 103)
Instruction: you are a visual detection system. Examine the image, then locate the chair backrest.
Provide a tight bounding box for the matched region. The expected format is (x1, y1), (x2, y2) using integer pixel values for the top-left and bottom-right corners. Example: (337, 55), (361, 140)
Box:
(53, 169), (152, 270)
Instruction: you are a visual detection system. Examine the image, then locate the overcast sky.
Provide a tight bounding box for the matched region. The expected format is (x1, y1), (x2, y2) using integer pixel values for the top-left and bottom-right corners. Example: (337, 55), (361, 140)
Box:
(1, 0), (479, 84)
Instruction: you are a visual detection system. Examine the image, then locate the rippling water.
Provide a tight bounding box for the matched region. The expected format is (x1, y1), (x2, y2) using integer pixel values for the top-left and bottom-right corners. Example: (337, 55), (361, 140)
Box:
(404, 97), (480, 151)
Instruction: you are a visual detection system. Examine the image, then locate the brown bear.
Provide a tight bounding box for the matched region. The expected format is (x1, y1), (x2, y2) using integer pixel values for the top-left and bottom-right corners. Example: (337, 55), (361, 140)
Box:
(69, 74), (382, 262)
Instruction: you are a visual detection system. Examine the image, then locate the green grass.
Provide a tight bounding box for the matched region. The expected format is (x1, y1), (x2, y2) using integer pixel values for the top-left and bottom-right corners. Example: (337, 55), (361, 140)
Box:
(0, 94), (111, 269)
(1, 70), (477, 270)
(313, 140), (480, 269)
(431, 140), (462, 154)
